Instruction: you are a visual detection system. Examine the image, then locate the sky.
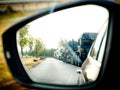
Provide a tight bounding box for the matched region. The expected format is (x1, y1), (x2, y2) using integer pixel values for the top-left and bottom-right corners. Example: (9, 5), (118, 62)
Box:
(28, 4), (109, 49)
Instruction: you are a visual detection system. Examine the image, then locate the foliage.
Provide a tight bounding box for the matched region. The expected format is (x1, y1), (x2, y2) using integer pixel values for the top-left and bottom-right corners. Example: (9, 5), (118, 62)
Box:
(40, 48), (56, 57)
(18, 27), (46, 58)
(18, 25), (29, 55)
(27, 35), (34, 56)
(33, 39), (45, 57)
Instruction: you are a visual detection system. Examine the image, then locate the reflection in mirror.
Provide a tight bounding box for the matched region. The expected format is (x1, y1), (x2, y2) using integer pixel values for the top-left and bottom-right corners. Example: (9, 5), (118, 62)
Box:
(16, 5), (109, 86)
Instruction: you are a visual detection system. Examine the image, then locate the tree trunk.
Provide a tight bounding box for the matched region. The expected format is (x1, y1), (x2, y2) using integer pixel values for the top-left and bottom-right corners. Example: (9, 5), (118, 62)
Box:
(21, 47), (23, 56)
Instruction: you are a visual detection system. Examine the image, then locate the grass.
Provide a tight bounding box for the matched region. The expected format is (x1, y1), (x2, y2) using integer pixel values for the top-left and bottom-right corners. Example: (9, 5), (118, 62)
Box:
(0, 53), (12, 85)
(22, 57), (45, 70)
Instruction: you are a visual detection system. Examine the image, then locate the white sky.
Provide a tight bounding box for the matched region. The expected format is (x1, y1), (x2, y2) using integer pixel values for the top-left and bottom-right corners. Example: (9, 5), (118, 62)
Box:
(28, 5), (109, 49)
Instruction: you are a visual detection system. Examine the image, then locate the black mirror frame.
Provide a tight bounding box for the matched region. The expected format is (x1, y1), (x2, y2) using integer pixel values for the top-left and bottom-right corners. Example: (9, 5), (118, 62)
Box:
(2, 0), (120, 89)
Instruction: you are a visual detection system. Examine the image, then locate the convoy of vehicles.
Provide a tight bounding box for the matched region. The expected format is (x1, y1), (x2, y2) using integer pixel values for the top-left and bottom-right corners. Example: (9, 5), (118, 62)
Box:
(54, 33), (97, 66)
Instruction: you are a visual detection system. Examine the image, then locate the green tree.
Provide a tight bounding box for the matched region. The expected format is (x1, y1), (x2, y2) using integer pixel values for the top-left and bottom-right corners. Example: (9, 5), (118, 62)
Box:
(28, 35), (34, 56)
(34, 39), (45, 57)
(40, 48), (56, 57)
(19, 25), (29, 56)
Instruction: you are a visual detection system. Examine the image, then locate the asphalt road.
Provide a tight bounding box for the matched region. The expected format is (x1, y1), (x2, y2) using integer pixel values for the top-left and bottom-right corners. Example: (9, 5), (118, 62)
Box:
(27, 58), (81, 85)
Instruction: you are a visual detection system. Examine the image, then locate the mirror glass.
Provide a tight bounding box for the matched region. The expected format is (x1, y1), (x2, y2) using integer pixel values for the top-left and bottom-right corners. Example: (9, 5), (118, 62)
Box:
(16, 5), (109, 85)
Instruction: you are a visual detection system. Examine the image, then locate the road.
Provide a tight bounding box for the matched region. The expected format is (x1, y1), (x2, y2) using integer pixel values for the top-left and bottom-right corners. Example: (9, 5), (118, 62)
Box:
(27, 58), (81, 85)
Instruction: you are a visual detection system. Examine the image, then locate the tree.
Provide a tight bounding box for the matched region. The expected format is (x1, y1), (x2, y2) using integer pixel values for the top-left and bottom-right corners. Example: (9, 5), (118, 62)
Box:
(41, 48), (56, 57)
(28, 35), (34, 56)
(34, 39), (45, 57)
(19, 25), (29, 56)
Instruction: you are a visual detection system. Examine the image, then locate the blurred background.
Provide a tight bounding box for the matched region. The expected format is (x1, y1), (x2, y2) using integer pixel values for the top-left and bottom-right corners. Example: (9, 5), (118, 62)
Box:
(0, 0), (119, 90)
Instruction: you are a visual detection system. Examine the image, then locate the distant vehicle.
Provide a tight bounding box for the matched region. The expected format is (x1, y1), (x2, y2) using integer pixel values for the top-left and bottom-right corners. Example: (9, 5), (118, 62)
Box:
(80, 33), (97, 61)
(54, 33), (97, 66)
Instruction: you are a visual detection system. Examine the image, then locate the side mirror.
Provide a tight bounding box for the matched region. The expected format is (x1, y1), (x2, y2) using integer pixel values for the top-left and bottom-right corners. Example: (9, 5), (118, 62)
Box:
(16, 4), (108, 86)
(3, 0), (118, 90)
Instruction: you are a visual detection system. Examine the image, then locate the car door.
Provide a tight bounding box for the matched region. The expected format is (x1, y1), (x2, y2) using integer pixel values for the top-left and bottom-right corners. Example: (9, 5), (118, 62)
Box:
(80, 20), (108, 84)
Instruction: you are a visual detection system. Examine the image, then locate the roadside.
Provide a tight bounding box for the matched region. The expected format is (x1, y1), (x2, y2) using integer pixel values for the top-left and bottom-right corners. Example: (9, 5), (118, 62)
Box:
(22, 57), (45, 70)
(0, 9), (37, 89)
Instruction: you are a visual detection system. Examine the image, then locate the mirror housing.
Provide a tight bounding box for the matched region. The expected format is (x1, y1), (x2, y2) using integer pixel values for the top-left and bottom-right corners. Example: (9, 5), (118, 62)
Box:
(2, 0), (120, 90)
